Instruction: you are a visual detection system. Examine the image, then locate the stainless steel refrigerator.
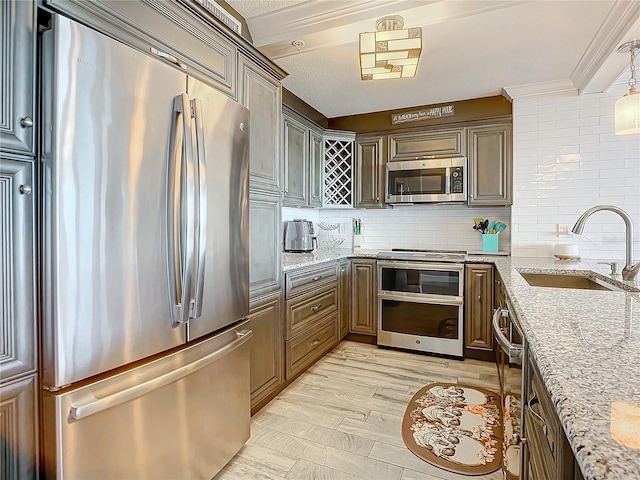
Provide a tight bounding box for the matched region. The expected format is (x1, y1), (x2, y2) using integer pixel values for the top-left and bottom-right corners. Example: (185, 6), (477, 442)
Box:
(40, 14), (251, 479)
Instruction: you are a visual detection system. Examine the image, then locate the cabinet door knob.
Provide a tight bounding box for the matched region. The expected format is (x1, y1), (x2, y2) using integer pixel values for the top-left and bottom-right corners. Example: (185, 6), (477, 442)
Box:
(376, 196), (380, 202)
(19, 184), (32, 195)
(21, 116), (33, 128)
(478, 295), (481, 301)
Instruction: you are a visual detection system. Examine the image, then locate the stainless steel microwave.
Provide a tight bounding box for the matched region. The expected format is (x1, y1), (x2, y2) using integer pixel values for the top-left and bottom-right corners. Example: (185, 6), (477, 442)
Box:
(385, 157), (466, 204)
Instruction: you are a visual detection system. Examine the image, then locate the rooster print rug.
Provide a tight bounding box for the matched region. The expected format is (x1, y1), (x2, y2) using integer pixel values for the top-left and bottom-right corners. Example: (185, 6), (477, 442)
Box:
(401, 382), (503, 475)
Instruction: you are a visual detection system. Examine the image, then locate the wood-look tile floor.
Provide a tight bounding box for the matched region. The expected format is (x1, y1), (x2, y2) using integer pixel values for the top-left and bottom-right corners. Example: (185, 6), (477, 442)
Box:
(215, 341), (522, 480)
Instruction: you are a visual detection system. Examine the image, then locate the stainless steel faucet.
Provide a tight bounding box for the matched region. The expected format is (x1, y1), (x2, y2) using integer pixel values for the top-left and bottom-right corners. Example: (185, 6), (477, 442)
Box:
(571, 205), (640, 281)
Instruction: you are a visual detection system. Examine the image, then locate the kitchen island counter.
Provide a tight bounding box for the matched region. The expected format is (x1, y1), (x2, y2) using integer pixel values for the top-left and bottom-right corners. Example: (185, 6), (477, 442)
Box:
(489, 256), (639, 480)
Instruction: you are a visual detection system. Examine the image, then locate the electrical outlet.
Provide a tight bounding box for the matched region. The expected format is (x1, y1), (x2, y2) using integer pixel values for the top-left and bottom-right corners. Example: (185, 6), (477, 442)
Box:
(557, 224), (571, 236)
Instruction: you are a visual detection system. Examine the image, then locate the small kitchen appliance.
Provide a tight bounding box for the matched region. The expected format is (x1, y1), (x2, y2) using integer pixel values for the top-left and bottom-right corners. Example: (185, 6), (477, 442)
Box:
(386, 157), (466, 204)
(283, 220), (316, 252)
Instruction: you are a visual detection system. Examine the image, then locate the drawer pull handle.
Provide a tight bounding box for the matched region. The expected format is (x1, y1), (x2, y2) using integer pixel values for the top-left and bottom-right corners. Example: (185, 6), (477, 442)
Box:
(312, 275), (322, 281)
(311, 338), (321, 347)
(528, 395), (554, 453)
(311, 303), (323, 311)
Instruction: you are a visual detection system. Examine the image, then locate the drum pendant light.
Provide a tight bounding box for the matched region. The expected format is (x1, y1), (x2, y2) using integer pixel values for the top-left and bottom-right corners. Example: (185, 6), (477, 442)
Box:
(614, 40), (640, 135)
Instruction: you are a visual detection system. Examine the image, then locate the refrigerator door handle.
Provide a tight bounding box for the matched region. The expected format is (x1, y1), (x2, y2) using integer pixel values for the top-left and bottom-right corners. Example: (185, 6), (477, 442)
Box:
(167, 94), (196, 327)
(69, 329), (253, 420)
(190, 98), (207, 319)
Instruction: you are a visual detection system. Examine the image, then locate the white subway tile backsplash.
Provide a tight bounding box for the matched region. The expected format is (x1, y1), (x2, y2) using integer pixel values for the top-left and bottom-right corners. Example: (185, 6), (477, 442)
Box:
(318, 205), (511, 253)
(512, 88), (640, 261)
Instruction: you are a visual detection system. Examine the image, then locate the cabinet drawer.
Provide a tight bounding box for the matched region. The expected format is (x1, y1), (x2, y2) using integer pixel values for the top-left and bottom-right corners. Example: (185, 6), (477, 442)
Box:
(286, 313), (338, 379)
(285, 263), (337, 299)
(286, 285), (338, 339)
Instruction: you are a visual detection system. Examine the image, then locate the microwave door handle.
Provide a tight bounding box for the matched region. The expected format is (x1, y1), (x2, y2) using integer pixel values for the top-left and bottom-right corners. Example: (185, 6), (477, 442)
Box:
(167, 94), (196, 327)
(190, 98), (207, 319)
(445, 167), (451, 194)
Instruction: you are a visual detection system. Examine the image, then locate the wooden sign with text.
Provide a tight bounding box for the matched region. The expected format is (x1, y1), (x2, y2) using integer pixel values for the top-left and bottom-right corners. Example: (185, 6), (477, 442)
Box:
(391, 105), (455, 124)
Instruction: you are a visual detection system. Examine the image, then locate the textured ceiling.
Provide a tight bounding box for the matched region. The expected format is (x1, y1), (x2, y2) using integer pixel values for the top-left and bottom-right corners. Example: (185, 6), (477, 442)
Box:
(226, 0), (640, 118)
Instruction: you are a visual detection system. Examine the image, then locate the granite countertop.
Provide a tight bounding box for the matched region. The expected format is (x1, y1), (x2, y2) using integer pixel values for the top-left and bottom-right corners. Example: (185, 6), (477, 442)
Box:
(282, 251), (640, 478)
(281, 248), (378, 271)
(490, 256), (640, 480)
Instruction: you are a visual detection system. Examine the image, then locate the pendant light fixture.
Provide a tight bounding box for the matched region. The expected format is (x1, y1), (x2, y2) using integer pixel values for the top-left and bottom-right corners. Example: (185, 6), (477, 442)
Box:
(615, 40), (640, 135)
(359, 15), (422, 81)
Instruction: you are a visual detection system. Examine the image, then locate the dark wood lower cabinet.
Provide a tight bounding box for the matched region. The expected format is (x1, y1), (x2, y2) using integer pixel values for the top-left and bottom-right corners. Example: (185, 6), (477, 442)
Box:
(464, 263), (494, 360)
(248, 292), (284, 414)
(338, 259), (350, 339)
(0, 375), (38, 480)
(349, 259), (377, 336)
(523, 347), (583, 480)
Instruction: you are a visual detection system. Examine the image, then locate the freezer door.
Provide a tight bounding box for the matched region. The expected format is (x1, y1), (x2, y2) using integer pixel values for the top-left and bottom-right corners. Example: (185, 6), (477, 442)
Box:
(41, 321), (252, 479)
(186, 78), (250, 340)
(41, 16), (190, 388)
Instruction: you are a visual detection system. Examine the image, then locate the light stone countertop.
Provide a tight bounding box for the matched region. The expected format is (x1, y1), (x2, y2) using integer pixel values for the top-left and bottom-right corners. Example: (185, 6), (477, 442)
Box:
(282, 251), (640, 479)
(281, 248), (378, 271)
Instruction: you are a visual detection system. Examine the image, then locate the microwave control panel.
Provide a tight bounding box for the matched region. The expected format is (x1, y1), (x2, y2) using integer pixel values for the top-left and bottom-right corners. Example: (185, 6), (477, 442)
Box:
(451, 167), (464, 194)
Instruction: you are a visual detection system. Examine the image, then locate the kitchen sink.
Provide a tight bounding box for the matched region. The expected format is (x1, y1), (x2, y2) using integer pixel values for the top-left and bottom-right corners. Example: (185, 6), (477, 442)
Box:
(519, 272), (617, 291)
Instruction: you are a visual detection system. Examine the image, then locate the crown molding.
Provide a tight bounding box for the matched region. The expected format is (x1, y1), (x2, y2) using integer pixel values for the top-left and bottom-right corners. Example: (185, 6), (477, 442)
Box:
(247, 0), (528, 59)
(571, 0), (640, 95)
(502, 79), (578, 101)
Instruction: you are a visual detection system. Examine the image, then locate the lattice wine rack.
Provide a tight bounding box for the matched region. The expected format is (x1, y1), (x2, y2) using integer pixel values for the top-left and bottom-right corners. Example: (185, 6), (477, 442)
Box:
(323, 130), (355, 207)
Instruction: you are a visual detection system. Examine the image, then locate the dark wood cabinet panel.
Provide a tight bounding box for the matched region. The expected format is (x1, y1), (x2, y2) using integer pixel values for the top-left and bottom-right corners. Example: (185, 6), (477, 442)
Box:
(249, 191), (281, 299)
(355, 135), (385, 208)
(248, 293), (283, 413)
(0, 375), (38, 480)
(338, 260), (350, 339)
(388, 128), (465, 161)
(464, 264), (494, 359)
(467, 124), (512, 206)
(285, 285), (338, 339)
(239, 56), (281, 194)
(286, 313), (338, 379)
(282, 113), (309, 206)
(284, 262), (340, 382)
(522, 347), (581, 480)
(0, 0), (36, 156)
(45, 0), (238, 97)
(285, 262), (337, 299)
(309, 129), (324, 207)
(350, 259), (377, 335)
(0, 157), (36, 380)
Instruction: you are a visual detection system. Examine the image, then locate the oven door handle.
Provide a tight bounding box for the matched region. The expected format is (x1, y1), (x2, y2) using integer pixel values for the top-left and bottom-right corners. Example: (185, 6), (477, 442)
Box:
(492, 308), (523, 364)
(378, 291), (463, 306)
(377, 261), (465, 272)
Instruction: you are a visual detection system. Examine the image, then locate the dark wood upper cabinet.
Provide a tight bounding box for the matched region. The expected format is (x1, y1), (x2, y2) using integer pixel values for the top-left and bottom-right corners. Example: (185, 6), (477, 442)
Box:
(467, 124), (512, 206)
(355, 135), (386, 208)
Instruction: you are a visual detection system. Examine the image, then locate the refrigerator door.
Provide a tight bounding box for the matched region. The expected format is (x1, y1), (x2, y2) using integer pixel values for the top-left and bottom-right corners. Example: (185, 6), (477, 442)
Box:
(41, 321), (252, 479)
(186, 78), (250, 340)
(41, 16), (190, 388)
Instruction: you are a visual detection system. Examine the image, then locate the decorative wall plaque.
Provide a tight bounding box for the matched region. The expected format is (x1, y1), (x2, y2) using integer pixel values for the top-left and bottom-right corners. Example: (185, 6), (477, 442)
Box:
(391, 105), (455, 124)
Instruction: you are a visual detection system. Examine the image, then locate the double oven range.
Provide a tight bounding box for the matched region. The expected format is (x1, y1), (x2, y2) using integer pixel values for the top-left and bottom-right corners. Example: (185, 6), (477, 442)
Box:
(377, 249), (467, 357)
